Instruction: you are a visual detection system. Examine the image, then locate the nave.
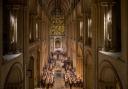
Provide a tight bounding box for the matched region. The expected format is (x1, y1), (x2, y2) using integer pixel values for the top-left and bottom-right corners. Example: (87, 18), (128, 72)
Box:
(0, 0), (128, 89)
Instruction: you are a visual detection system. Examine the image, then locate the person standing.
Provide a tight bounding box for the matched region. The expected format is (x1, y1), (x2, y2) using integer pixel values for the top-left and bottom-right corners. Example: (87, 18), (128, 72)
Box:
(69, 78), (73, 89)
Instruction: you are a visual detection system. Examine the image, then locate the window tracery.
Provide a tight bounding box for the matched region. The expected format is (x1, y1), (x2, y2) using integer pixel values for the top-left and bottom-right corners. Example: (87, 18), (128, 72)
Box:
(49, 16), (64, 35)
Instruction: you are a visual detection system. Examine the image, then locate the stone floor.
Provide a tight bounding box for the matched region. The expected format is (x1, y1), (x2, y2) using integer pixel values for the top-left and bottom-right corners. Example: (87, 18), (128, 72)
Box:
(48, 77), (82, 89)
(50, 69), (82, 89)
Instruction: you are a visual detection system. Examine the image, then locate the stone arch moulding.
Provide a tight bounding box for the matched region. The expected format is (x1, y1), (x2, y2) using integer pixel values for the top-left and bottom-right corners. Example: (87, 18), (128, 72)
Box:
(4, 62), (23, 89)
(99, 60), (123, 89)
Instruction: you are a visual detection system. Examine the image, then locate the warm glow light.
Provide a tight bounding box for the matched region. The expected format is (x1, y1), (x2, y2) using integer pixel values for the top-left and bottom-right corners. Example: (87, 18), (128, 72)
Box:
(36, 23), (38, 39)
(104, 10), (112, 41)
(107, 10), (112, 23)
(49, 16), (64, 35)
(29, 32), (31, 39)
(88, 19), (92, 38)
(10, 14), (17, 43)
(80, 21), (83, 37)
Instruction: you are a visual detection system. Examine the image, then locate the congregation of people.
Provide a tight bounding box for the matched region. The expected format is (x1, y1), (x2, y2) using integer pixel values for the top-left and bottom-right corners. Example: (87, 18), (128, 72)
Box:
(40, 65), (55, 88)
(64, 68), (83, 88)
(40, 51), (83, 89)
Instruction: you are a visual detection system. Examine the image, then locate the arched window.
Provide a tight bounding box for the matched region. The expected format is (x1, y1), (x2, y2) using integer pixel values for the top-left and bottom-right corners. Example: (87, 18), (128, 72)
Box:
(102, 2), (121, 52)
(10, 13), (17, 45)
(36, 23), (39, 39)
(104, 8), (112, 51)
(87, 18), (92, 46)
(3, 7), (19, 54)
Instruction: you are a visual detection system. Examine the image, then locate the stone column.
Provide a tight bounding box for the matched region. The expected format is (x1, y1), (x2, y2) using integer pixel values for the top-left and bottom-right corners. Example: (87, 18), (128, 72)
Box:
(72, 19), (77, 70)
(23, 6), (29, 89)
(67, 18), (71, 57)
(92, 3), (100, 89)
(121, 0), (128, 88)
(40, 20), (46, 68)
(121, 0), (128, 61)
(83, 11), (89, 89)
(65, 20), (68, 53)
(37, 18), (42, 82)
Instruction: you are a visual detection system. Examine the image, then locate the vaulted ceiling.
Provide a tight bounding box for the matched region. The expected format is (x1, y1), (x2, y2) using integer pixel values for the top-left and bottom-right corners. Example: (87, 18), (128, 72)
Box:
(42, 0), (71, 16)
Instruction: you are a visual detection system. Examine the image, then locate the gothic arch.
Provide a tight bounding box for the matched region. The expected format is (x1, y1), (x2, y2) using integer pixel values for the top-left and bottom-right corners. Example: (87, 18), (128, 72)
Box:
(46, 0), (70, 15)
(4, 62), (23, 89)
(99, 60), (123, 89)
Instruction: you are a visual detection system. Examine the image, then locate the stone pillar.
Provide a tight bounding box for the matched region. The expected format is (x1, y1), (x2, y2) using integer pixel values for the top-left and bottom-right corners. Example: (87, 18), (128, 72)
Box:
(121, 0), (128, 62)
(83, 11), (89, 89)
(83, 13), (86, 89)
(92, 3), (99, 89)
(72, 19), (77, 69)
(37, 18), (42, 83)
(65, 21), (68, 53)
(67, 18), (71, 57)
(40, 21), (46, 68)
(23, 7), (29, 89)
(83, 13), (89, 45)
(121, 0), (128, 88)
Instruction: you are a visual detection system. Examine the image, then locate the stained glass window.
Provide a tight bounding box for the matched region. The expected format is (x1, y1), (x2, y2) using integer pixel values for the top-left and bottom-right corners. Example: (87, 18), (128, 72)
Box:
(49, 16), (64, 35)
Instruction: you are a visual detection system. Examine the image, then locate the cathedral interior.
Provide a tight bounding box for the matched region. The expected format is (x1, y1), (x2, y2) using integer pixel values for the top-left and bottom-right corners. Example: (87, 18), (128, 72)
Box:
(0, 0), (128, 89)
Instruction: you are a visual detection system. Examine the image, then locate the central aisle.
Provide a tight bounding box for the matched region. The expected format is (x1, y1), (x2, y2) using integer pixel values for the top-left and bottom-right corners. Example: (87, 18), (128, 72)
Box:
(49, 69), (82, 89)
(52, 73), (65, 89)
